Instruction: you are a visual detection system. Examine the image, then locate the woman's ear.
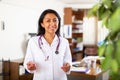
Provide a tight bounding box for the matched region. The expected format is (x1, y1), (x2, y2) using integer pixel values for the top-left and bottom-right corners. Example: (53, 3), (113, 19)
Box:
(41, 23), (44, 28)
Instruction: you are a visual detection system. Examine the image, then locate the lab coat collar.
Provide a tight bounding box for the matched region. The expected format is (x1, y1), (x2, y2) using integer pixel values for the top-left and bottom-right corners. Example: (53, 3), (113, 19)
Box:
(41, 35), (59, 46)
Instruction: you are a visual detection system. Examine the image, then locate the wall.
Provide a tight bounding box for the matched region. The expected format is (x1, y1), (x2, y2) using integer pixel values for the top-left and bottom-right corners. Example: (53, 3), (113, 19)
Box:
(0, 0), (65, 60)
(65, 3), (96, 9)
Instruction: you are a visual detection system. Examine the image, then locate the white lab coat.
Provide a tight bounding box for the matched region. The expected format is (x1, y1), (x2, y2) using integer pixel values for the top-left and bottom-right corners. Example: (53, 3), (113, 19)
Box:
(23, 35), (72, 80)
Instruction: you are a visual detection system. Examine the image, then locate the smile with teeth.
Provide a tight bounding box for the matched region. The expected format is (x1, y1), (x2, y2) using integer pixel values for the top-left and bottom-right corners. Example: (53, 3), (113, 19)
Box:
(49, 26), (56, 30)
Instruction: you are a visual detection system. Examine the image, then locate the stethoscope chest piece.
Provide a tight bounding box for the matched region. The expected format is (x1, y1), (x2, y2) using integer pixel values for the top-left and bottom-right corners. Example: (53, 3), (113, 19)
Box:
(55, 51), (59, 54)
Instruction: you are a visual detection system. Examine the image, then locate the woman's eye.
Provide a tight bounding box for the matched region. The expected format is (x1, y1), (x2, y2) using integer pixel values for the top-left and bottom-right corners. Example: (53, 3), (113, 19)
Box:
(45, 19), (58, 23)
(53, 19), (58, 23)
(46, 20), (51, 22)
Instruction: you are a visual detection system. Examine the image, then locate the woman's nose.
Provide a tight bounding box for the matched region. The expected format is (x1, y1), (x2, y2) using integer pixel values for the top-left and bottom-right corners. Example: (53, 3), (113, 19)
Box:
(50, 20), (56, 25)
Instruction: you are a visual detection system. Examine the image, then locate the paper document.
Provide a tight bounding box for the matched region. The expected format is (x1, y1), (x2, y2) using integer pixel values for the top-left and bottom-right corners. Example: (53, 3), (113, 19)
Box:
(71, 61), (88, 72)
(71, 66), (88, 72)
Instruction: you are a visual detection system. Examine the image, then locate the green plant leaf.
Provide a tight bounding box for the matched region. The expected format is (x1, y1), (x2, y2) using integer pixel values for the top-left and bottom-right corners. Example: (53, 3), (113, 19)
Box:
(110, 72), (120, 80)
(98, 44), (106, 56)
(110, 31), (120, 41)
(108, 7), (120, 32)
(102, 16), (108, 28)
(102, 0), (112, 9)
(115, 39), (120, 64)
(87, 3), (100, 17)
(105, 43), (113, 57)
(111, 59), (118, 73)
(101, 56), (111, 70)
(98, 4), (106, 20)
(113, 0), (120, 9)
(101, 43), (113, 70)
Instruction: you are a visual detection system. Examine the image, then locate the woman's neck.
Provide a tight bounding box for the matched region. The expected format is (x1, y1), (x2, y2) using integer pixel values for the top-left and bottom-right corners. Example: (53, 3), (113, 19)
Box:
(43, 33), (55, 45)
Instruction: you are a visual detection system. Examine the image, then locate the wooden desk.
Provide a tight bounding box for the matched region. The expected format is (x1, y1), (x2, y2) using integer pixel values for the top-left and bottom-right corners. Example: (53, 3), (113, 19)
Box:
(67, 70), (109, 80)
(10, 58), (33, 80)
(3, 58), (33, 80)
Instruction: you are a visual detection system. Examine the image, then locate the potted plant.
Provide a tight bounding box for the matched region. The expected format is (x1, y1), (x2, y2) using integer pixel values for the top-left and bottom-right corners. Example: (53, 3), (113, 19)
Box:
(88, 0), (120, 80)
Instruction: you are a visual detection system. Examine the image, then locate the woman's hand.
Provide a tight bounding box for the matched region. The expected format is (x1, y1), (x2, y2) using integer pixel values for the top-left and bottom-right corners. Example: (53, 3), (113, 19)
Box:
(27, 61), (36, 70)
(61, 63), (71, 72)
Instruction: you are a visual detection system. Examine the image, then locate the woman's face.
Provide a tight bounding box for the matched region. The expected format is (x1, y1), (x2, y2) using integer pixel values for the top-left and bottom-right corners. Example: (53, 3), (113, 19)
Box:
(41, 13), (59, 35)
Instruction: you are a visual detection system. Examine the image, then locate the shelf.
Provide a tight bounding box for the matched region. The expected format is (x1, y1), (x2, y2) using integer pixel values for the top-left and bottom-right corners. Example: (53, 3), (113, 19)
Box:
(72, 50), (83, 54)
(64, 7), (84, 61)
(72, 22), (83, 33)
(72, 33), (83, 37)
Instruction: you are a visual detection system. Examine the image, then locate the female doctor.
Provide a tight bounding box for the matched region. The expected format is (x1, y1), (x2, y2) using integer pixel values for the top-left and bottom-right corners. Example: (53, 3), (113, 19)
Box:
(23, 9), (72, 80)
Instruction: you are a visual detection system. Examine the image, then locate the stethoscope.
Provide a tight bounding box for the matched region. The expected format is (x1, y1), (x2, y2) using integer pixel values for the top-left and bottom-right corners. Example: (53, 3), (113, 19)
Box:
(38, 35), (60, 55)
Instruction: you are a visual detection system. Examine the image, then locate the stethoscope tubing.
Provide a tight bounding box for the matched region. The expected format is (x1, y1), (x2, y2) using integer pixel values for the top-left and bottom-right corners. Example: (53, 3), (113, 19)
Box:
(38, 35), (60, 54)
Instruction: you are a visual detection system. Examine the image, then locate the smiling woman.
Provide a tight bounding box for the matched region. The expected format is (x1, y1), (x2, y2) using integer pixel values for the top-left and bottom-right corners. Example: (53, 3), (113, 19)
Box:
(23, 9), (72, 80)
